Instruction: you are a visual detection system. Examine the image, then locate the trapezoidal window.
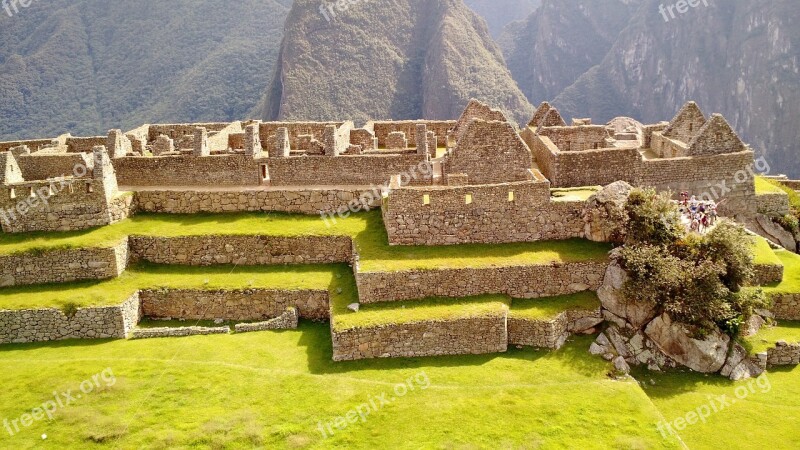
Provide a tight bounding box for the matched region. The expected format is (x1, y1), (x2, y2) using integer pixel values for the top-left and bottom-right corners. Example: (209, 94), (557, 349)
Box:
(508, 191), (515, 202)
(9, 188), (15, 200)
(465, 194), (473, 205)
(423, 194), (430, 205)
(86, 182), (94, 193)
(260, 164), (268, 180)
(28, 187), (34, 198)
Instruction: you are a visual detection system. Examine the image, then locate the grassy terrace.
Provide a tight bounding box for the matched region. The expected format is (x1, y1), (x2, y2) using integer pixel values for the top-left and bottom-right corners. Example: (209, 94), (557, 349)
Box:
(763, 250), (800, 294)
(753, 235), (784, 266)
(0, 211), (613, 273)
(0, 263), (349, 310)
(550, 186), (601, 202)
(509, 291), (600, 321)
(0, 330), (689, 449)
(745, 321), (800, 354)
(755, 175), (789, 195)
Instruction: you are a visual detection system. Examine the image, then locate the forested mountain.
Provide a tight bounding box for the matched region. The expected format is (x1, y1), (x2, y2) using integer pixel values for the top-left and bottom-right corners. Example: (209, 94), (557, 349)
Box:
(258, 0), (534, 125)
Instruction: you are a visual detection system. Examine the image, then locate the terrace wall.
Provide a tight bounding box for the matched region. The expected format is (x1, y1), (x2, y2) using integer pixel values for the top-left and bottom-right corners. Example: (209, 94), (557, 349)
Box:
(0, 239), (129, 287)
(331, 315), (507, 361)
(381, 180), (586, 245)
(355, 262), (607, 303)
(129, 235), (352, 265)
(508, 308), (601, 349)
(135, 188), (381, 214)
(140, 289), (329, 322)
(756, 192), (790, 216)
(771, 293), (800, 320)
(767, 341), (800, 366)
(0, 293), (140, 344)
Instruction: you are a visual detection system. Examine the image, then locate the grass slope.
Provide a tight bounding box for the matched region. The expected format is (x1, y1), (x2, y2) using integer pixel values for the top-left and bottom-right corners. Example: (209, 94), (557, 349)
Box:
(0, 328), (683, 449)
(764, 250), (800, 294)
(0, 263), (348, 311)
(510, 291), (600, 321)
(0, 211), (612, 272)
(745, 321), (800, 354)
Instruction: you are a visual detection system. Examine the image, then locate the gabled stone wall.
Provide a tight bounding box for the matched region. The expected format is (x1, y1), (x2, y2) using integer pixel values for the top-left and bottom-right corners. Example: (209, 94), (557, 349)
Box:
(371, 121), (454, 148)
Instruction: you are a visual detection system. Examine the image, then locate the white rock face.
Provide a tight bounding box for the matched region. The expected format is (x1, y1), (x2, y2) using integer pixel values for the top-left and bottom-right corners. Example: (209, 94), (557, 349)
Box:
(597, 263), (658, 329)
(644, 314), (730, 373)
(583, 181), (633, 242)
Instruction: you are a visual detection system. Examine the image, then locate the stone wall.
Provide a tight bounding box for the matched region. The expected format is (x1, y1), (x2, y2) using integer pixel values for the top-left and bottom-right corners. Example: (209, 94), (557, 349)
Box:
(140, 289), (329, 321)
(771, 293), (800, 320)
(767, 341), (800, 366)
(639, 151), (756, 217)
(0, 239), (129, 286)
(331, 315), (507, 361)
(753, 263), (784, 286)
(371, 121), (454, 148)
(0, 293), (140, 344)
(508, 308), (601, 349)
(66, 136), (106, 153)
(129, 235), (352, 265)
(147, 123), (230, 143)
(114, 155), (262, 187)
(135, 188), (381, 214)
(259, 122), (344, 150)
(355, 262), (607, 303)
(447, 119), (532, 184)
(0, 138), (55, 153)
(756, 192), (790, 216)
(265, 154), (431, 186)
(536, 126), (609, 152)
(16, 153), (90, 181)
(381, 180), (587, 245)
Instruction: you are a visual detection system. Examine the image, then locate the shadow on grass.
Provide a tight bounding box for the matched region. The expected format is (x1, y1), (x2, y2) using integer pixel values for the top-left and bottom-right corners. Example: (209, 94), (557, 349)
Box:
(297, 322), (607, 378)
(0, 337), (118, 353)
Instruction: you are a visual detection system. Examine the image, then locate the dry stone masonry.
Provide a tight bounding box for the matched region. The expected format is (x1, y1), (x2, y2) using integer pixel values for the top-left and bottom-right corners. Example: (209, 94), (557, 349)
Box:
(0, 99), (797, 375)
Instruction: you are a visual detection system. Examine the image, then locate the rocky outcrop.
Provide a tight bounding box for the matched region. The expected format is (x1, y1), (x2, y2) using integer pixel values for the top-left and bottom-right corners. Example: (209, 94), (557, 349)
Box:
(644, 314), (730, 373)
(597, 262), (657, 329)
(583, 181), (632, 243)
(756, 214), (797, 251)
(592, 259), (776, 379)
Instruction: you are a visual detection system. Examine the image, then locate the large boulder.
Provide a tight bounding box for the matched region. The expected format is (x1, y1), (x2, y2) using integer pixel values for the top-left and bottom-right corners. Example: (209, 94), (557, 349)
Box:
(583, 181), (633, 243)
(644, 314), (730, 373)
(756, 214), (797, 251)
(597, 263), (658, 329)
(720, 343), (765, 381)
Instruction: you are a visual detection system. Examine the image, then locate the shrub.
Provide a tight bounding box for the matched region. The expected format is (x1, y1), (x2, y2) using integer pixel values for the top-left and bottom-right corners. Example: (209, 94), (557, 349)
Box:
(777, 214), (799, 234)
(617, 189), (769, 337)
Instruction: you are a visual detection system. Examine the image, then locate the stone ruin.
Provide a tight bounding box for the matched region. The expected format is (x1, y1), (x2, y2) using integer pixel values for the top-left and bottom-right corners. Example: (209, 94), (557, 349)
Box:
(0, 99), (797, 379)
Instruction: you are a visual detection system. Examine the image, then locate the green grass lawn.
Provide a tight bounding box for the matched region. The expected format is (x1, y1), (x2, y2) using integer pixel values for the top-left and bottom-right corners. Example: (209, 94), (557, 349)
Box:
(550, 186), (601, 202)
(639, 366), (800, 450)
(509, 291), (600, 321)
(0, 212), (370, 255)
(753, 236), (783, 267)
(0, 211), (613, 273)
(744, 321), (800, 354)
(0, 263), (350, 311)
(763, 250), (800, 294)
(0, 327), (684, 449)
(755, 176), (790, 196)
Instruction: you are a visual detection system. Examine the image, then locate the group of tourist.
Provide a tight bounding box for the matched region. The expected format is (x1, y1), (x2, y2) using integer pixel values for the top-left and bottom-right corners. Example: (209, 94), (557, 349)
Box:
(678, 192), (718, 233)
